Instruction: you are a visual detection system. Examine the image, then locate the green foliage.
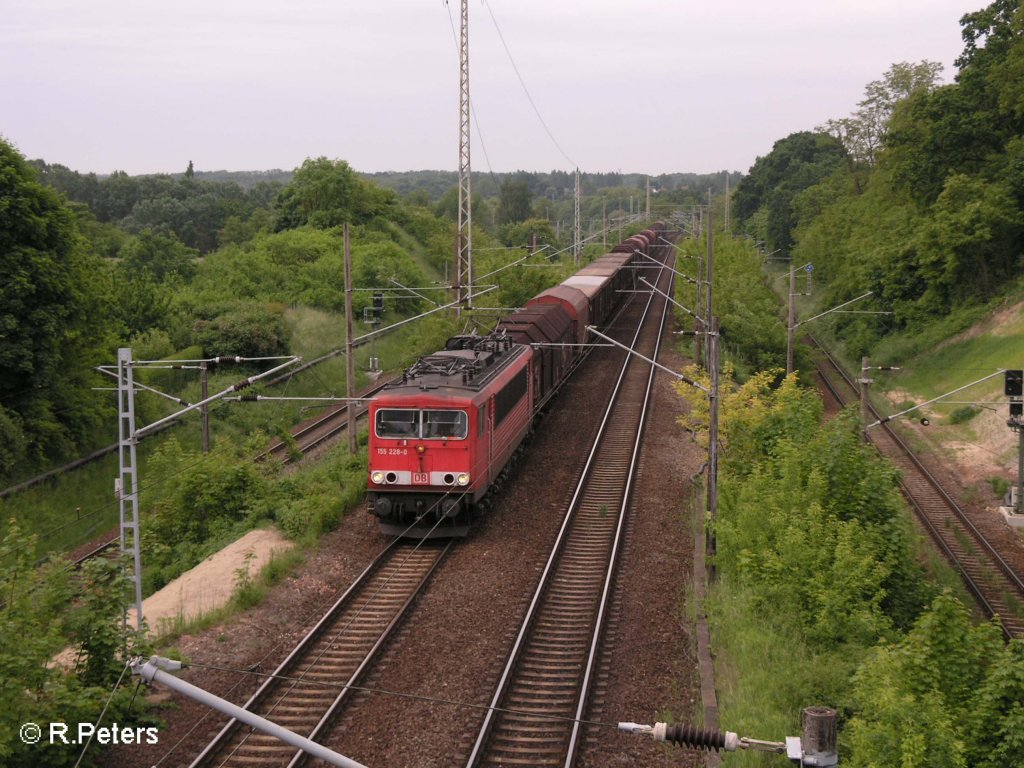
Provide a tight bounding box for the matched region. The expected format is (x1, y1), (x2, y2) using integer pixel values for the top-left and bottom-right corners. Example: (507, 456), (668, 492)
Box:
(916, 173), (1021, 305)
(0, 138), (114, 478)
(678, 234), (787, 375)
(192, 304), (290, 358)
(499, 217), (562, 250)
(948, 405), (981, 424)
(185, 226), (427, 317)
(142, 437), (270, 590)
(732, 131), (847, 255)
(820, 60), (944, 168)
(989, 476), (1011, 496)
(845, 593), (1017, 768)
(140, 433), (369, 591)
(708, 576), (864, 768)
(497, 176), (532, 225)
(0, 521), (151, 767)
(273, 157), (395, 231)
(117, 229), (197, 283)
(683, 360), (1024, 767)
(112, 270), (176, 339)
(30, 160), (278, 254)
(269, 450), (367, 540)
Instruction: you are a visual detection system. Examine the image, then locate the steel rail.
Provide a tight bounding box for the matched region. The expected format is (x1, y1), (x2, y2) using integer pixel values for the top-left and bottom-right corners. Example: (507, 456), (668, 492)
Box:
(466, 248), (673, 766)
(808, 335), (1024, 639)
(190, 539), (451, 767)
(564, 251), (672, 767)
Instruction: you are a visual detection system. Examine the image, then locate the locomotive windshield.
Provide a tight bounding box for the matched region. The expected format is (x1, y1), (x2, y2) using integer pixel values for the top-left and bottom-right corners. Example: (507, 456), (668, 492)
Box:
(374, 408), (468, 439)
(423, 409), (468, 439)
(376, 409), (418, 437)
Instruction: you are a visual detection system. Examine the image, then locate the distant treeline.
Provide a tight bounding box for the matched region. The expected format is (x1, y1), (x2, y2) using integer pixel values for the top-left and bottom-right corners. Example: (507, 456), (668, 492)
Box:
(27, 160), (283, 254)
(362, 169), (742, 203)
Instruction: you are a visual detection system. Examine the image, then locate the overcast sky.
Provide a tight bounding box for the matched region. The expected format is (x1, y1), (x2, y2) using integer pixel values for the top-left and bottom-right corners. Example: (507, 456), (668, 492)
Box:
(1, 0), (982, 177)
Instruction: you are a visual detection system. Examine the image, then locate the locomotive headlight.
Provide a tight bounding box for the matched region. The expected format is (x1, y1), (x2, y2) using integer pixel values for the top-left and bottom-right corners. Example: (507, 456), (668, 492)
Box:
(370, 471), (385, 484)
(457, 473), (470, 486)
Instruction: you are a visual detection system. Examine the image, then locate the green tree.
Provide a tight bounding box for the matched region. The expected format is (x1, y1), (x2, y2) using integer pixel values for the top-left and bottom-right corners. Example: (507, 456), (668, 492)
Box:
(499, 218), (561, 250)
(846, 593), (1005, 768)
(821, 61), (944, 167)
(192, 304), (290, 358)
(732, 131), (846, 254)
(118, 228), (198, 283)
(915, 174), (1021, 305)
(0, 522), (149, 767)
(272, 157), (395, 230)
(498, 176), (532, 225)
(0, 138), (113, 472)
(966, 639), (1024, 768)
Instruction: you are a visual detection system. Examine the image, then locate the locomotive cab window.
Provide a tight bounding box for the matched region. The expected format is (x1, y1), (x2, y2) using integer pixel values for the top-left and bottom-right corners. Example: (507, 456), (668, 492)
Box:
(376, 409), (418, 438)
(423, 410), (468, 439)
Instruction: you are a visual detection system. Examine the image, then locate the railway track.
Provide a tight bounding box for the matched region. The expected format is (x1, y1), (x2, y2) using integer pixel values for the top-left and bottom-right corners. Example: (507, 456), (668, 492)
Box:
(189, 539), (451, 767)
(72, 380), (391, 569)
(809, 336), (1024, 639)
(72, 538), (120, 568)
(258, 378), (392, 464)
(464, 246), (673, 767)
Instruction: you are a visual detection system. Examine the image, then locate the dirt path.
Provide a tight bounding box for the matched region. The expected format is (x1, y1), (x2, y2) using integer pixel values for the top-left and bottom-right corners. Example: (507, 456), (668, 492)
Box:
(132, 528), (293, 635)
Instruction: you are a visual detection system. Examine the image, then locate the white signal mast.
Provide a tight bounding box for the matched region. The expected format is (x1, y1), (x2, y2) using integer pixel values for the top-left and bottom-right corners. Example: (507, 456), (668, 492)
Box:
(456, 0), (473, 310)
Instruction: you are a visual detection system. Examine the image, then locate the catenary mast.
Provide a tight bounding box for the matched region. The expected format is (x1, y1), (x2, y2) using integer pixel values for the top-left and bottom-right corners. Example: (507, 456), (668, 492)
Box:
(456, 0), (472, 309)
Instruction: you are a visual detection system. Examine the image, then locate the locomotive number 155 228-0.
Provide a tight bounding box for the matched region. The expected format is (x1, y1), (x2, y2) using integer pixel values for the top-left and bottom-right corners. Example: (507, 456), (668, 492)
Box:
(377, 448), (409, 456)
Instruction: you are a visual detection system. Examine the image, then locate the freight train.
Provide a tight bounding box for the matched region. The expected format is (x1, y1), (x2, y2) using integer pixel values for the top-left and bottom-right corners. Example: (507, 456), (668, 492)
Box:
(366, 223), (670, 537)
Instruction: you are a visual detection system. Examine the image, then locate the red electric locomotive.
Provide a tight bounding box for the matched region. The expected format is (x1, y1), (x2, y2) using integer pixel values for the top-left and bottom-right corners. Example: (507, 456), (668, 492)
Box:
(366, 223), (668, 538)
(366, 336), (535, 537)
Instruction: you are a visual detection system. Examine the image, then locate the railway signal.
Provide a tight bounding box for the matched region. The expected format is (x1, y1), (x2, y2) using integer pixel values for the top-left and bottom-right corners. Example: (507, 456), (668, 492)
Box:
(1005, 369), (1023, 417)
(1007, 369), (1023, 515)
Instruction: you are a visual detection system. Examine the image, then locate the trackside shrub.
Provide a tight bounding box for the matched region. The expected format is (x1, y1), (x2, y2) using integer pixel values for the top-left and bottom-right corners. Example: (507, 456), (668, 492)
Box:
(677, 366), (1024, 765)
(192, 304), (290, 359)
(0, 522), (154, 767)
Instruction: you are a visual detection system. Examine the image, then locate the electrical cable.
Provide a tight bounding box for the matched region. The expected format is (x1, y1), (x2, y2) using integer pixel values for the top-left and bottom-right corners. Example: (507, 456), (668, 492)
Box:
(220, 509), (456, 762)
(168, 659), (624, 732)
(482, 0), (576, 168)
(146, 489), (464, 766)
(7, 358), (341, 560)
(444, 0), (497, 177)
(73, 660), (132, 768)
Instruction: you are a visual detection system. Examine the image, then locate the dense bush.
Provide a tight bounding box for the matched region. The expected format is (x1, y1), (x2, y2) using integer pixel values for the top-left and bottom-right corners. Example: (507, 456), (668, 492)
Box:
(677, 234), (788, 376)
(0, 523), (152, 767)
(847, 594), (1023, 768)
(192, 304), (291, 359)
(0, 138), (114, 478)
(142, 437), (271, 591)
(676, 366), (1024, 764)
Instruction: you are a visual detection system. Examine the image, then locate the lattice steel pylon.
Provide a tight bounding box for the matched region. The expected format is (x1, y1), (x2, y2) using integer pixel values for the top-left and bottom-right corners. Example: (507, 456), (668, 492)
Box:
(117, 348), (144, 632)
(573, 167), (581, 265)
(456, 0), (473, 309)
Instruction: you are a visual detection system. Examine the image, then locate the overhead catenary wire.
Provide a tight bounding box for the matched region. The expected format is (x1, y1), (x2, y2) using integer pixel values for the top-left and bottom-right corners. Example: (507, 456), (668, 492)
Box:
(444, 0), (496, 176)
(481, 0), (576, 168)
(74, 660), (133, 768)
